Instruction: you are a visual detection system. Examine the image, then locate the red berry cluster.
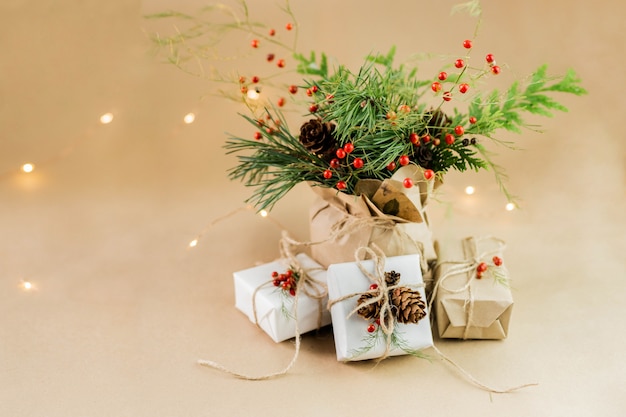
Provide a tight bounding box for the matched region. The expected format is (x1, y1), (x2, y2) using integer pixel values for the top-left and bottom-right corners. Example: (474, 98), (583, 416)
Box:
(475, 256), (504, 279)
(430, 39), (501, 104)
(253, 114), (282, 139)
(271, 268), (298, 296)
(244, 23), (295, 108)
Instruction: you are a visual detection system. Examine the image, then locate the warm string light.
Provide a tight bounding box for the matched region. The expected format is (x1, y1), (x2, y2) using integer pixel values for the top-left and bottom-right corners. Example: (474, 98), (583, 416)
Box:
(183, 112), (196, 124)
(464, 185), (475, 195)
(505, 203), (516, 211)
(99, 112), (114, 124)
(20, 280), (35, 291)
(21, 163), (35, 173)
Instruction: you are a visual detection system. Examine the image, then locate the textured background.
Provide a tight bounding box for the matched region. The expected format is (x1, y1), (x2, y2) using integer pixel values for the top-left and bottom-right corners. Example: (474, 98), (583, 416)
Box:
(1, 1), (624, 416)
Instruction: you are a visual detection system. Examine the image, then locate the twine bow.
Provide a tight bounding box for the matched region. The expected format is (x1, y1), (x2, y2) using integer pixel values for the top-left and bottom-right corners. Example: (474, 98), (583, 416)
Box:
(429, 236), (506, 340)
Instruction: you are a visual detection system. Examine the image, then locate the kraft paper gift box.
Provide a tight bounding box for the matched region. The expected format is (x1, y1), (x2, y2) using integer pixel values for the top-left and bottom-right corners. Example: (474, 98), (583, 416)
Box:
(434, 237), (513, 340)
(234, 253), (331, 343)
(327, 253), (433, 361)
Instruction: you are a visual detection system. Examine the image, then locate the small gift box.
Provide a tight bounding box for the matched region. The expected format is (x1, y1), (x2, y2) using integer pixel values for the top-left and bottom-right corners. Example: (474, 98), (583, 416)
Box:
(234, 253), (331, 343)
(433, 237), (513, 340)
(327, 251), (433, 361)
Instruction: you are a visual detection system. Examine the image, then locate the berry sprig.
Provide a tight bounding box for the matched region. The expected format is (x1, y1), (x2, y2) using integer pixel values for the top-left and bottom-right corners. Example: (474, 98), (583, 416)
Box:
(271, 268), (299, 296)
(475, 256), (504, 279)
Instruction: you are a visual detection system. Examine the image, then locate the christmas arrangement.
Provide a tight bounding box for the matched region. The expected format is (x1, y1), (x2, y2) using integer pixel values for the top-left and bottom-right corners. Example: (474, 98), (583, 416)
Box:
(148, 1), (583, 388)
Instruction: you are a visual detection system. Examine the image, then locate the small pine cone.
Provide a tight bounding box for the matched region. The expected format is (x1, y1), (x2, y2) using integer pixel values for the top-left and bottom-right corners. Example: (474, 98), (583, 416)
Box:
(384, 271), (401, 286)
(299, 118), (337, 161)
(391, 287), (427, 324)
(421, 109), (451, 140)
(357, 292), (382, 320)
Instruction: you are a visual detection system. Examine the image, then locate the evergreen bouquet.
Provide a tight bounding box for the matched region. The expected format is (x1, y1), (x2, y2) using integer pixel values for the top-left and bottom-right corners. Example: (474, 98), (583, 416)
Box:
(148, 1), (586, 267)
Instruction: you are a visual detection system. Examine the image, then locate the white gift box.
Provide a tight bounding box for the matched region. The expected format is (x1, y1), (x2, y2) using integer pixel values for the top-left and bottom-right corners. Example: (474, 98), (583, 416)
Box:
(327, 254), (433, 361)
(234, 253), (331, 343)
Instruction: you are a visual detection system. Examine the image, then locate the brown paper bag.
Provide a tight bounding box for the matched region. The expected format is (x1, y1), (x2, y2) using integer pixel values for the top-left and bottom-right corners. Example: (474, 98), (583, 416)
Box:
(433, 237), (513, 340)
(308, 166), (439, 270)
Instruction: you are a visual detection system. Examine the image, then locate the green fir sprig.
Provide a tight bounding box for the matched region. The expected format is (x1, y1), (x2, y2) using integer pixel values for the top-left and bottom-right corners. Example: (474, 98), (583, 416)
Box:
(147, 1), (587, 211)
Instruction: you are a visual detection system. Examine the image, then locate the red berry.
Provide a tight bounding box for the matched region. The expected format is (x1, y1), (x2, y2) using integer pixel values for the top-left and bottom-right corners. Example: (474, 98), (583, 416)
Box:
(266, 53), (275, 62)
(409, 132), (419, 145)
(455, 58), (465, 68)
(485, 53), (495, 63)
(269, 28), (276, 36)
(438, 71), (448, 81)
(367, 324), (376, 333)
(352, 158), (364, 169)
(459, 83), (469, 94)
(323, 169), (332, 179)
(398, 104), (411, 113)
(289, 288), (296, 296)
(238, 76), (246, 84)
(285, 270), (293, 277)
(309, 104), (319, 113)
(443, 91), (452, 101)
(240, 86), (248, 94)
(273, 279), (280, 287)
(476, 271), (483, 279)
(285, 22), (293, 30)
(343, 143), (355, 154)
(454, 125), (465, 136)
(271, 271), (279, 278)
(277, 59), (286, 68)
(386, 161), (397, 171)
(431, 82), (442, 93)
(463, 39), (473, 49)
(277, 97), (286, 107)
(250, 39), (259, 48)
(288, 85), (298, 94)
(326, 94), (334, 102)
(336, 148), (347, 159)
(253, 131), (262, 140)
(311, 85), (319, 93)
(422, 134), (431, 143)
(330, 158), (340, 169)
(251, 75), (260, 83)
(491, 65), (501, 75)
(403, 177), (413, 188)
(493, 256), (503, 266)
(336, 180), (347, 190)
(477, 262), (488, 273)
(399, 155), (410, 166)
(306, 88), (313, 97)
(433, 138), (441, 146)
(445, 133), (455, 145)
(423, 169), (434, 180)
(369, 284), (378, 290)
(469, 116), (477, 124)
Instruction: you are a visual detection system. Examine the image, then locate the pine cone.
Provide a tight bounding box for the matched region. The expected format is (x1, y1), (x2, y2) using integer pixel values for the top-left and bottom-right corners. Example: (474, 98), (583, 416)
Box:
(420, 109), (451, 140)
(391, 287), (427, 324)
(299, 118), (337, 161)
(414, 145), (433, 169)
(384, 271), (401, 286)
(357, 292), (381, 320)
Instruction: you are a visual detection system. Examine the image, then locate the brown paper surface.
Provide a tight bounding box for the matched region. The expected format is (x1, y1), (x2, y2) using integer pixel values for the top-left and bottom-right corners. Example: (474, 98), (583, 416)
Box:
(308, 180), (437, 268)
(434, 237), (513, 340)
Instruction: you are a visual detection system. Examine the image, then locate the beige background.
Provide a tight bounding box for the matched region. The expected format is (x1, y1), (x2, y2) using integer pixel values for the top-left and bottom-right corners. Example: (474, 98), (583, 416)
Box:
(1, 0), (624, 416)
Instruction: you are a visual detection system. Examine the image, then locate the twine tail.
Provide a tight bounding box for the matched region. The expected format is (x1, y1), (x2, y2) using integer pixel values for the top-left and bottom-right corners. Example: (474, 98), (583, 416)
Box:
(431, 346), (538, 394)
(197, 332), (301, 381)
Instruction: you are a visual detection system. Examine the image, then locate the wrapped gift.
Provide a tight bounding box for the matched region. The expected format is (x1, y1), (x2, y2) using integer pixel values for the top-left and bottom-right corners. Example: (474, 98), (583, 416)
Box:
(433, 237), (513, 340)
(327, 251), (433, 361)
(234, 253), (331, 343)
(309, 166), (440, 272)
